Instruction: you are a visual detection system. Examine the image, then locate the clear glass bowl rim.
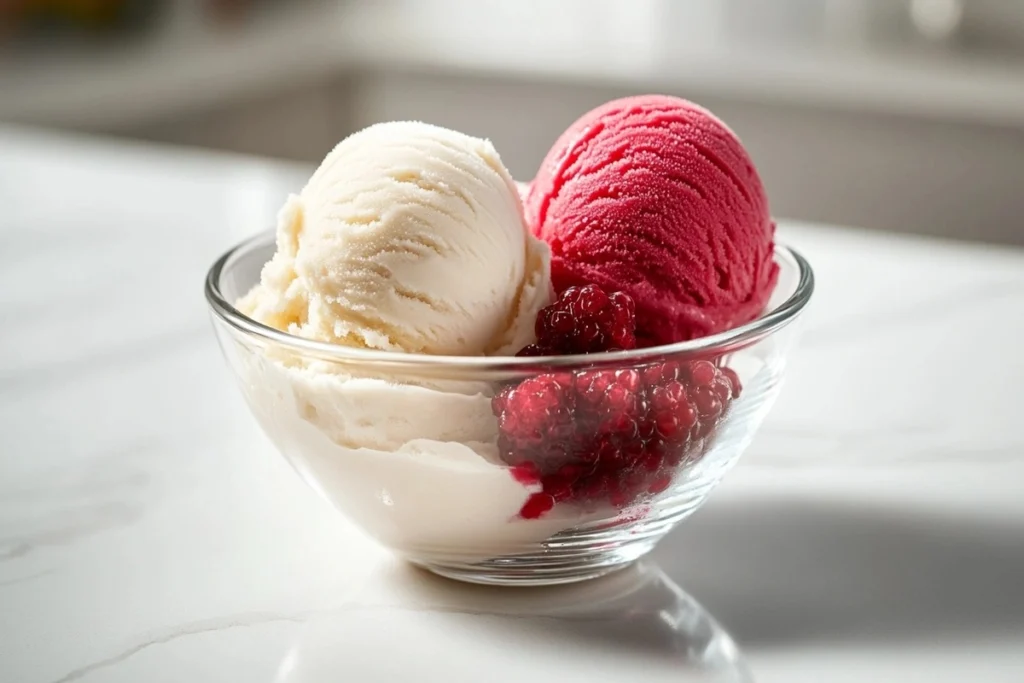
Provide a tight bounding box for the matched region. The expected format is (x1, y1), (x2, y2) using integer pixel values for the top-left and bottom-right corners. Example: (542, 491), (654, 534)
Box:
(205, 229), (814, 372)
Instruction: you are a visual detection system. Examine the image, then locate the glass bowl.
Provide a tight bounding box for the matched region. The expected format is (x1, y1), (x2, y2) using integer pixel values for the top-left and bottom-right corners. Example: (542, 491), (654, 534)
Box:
(205, 231), (814, 586)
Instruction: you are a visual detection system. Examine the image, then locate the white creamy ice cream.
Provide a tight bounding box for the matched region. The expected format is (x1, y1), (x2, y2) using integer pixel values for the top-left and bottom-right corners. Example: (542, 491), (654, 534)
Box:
(238, 354), (583, 558)
(239, 121), (551, 356)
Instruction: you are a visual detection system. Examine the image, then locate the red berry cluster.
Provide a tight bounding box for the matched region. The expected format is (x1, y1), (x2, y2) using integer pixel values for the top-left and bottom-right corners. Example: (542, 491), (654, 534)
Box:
(494, 287), (742, 520)
(517, 284), (637, 356)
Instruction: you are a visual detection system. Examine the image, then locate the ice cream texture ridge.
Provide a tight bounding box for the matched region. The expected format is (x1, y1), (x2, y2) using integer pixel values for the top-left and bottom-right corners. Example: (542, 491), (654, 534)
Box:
(232, 98), (779, 557)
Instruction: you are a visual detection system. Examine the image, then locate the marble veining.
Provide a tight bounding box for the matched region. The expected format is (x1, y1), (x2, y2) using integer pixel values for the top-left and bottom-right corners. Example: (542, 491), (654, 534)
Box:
(0, 567), (60, 587)
(52, 612), (318, 683)
(1, 125), (1023, 683)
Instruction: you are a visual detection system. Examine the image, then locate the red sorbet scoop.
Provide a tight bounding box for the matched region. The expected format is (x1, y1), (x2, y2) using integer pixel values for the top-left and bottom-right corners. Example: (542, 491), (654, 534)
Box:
(525, 95), (779, 347)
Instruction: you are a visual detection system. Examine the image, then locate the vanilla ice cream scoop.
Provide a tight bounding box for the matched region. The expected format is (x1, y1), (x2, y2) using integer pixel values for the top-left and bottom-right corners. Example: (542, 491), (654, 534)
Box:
(239, 121), (551, 356)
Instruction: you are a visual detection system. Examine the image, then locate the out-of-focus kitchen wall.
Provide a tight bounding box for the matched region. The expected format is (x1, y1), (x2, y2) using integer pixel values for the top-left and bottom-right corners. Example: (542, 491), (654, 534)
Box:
(2, 0), (1023, 245)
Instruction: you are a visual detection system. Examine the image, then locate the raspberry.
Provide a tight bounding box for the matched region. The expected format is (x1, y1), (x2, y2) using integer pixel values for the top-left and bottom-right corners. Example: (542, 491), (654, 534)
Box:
(494, 360), (743, 519)
(496, 295), (745, 518)
(491, 374), (574, 466)
(646, 360), (741, 449)
(574, 369), (644, 437)
(528, 285), (637, 355)
(647, 380), (697, 443)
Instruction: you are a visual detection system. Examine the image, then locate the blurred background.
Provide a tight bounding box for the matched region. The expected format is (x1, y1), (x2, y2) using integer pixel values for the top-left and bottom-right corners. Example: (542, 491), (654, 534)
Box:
(2, 0), (1023, 245)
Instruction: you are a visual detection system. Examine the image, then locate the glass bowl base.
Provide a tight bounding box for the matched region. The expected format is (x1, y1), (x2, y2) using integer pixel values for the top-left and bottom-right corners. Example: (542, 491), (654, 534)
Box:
(413, 538), (658, 586)
(408, 480), (720, 586)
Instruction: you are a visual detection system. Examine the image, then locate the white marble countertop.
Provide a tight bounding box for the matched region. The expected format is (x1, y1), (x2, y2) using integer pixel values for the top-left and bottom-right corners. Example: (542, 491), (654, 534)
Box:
(2, 126), (1023, 682)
